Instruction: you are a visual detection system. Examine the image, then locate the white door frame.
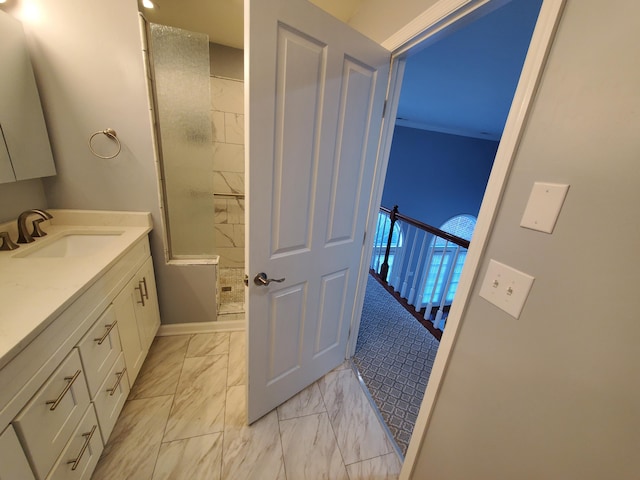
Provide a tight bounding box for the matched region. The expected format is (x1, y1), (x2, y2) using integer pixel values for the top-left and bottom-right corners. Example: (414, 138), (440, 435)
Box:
(344, 0), (566, 476)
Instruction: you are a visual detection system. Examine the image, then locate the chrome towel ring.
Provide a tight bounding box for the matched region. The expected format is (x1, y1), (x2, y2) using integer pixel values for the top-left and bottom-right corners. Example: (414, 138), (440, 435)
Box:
(88, 128), (121, 159)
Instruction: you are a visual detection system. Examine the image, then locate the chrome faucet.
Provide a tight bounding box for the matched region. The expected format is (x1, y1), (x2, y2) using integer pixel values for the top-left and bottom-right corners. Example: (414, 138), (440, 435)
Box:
(17, 209), (53, 243)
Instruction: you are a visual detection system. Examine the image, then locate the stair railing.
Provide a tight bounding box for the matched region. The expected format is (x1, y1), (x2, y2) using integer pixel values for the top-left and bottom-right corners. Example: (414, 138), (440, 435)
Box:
(370, 205), (470, 331)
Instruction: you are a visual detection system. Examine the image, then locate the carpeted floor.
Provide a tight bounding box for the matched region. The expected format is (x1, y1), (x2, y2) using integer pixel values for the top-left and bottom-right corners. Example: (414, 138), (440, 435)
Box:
(353, 274), (441, 456)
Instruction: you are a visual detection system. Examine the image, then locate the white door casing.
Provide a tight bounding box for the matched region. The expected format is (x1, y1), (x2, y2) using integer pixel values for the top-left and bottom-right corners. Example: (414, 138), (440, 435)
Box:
(246, 0), (390, 422)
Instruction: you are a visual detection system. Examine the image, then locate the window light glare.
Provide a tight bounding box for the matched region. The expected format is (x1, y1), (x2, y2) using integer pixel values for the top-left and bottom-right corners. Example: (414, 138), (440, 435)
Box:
(142, 0), (155, 9)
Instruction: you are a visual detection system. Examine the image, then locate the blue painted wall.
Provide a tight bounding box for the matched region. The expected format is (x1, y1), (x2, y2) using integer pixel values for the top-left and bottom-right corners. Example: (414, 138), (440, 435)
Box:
(381, 126), (498, 228)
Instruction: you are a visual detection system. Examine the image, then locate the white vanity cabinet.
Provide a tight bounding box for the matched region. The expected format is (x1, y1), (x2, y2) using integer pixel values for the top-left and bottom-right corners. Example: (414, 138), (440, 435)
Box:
(0, 230), (160, 480)
(113, 256), (160, 386)
(0, 425), (35, 480)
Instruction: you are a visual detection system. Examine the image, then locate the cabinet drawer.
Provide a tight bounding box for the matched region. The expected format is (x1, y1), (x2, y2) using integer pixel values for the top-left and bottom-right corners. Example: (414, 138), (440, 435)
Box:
(14, 349), (90, 480)
(93, 352), (129, 444)
(46, 405), (103, 480)
(76, 305), (121, 398)
(0, 424), (35, 480)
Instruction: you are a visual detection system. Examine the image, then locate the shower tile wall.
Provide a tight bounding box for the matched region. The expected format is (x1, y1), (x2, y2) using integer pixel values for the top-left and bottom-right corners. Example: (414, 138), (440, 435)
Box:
(211, 76), (244, 270)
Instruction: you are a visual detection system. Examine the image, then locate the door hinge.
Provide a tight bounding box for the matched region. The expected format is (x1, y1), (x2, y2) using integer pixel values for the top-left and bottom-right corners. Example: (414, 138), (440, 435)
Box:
(362, 230), (367, 246)
(382, 100), (387, 118)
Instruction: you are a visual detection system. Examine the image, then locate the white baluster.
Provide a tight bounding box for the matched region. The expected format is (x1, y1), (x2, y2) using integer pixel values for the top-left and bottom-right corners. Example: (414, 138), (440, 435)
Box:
(390, 221), (407, 291)
(400, 227), (418, 298)
(374, 213), (388, 272)
(415, 234), (437, 312)
(408, 230), (428, 305)
(434, 245), (460, 329)
(370, 214), (383, 270)
(424, 240), (449, 324)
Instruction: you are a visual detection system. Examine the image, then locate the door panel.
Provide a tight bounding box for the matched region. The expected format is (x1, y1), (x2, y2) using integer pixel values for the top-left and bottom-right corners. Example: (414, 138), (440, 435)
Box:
(267, 283), (306, 384)
(327, 59), (378, 244)
(248, 0), (390, 422)
(314, 269), (349, 356)
(271, 25), (325, 256)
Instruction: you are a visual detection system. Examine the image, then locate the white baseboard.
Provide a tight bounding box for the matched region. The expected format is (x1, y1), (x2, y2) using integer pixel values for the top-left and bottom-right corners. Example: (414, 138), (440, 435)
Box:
(157, 320), (246, 336)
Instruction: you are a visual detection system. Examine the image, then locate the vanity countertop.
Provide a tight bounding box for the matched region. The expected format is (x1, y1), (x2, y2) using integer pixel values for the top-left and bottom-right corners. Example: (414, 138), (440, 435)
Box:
(0, 209), (152, 369)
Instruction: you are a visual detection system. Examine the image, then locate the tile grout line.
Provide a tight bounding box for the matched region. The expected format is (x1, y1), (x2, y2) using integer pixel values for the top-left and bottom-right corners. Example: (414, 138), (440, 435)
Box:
(276, 404), (289, 480)
(147, 335), (191, 480)
(220, 334), (232, 480)
(316, 376), (351, 477)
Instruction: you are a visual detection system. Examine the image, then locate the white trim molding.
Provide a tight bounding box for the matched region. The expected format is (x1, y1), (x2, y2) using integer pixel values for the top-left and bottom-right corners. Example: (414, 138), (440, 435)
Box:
(157, 320), (246, 336)
(382, 0), (507, 53)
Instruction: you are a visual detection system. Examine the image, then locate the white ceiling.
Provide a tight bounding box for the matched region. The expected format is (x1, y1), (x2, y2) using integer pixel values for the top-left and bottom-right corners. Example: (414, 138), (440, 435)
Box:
(138, 0), (365, 49)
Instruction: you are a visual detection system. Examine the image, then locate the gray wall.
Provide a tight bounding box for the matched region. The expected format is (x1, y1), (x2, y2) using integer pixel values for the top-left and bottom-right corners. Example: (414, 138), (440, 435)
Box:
(0, 179), (48, 223)
(11, 0), (216, 325)
(209, 42), (243, 80)
(412, 0), (640, 478)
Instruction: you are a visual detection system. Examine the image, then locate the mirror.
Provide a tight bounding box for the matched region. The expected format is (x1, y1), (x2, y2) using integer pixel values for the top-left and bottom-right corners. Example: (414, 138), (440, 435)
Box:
(0, 9), (56, 184)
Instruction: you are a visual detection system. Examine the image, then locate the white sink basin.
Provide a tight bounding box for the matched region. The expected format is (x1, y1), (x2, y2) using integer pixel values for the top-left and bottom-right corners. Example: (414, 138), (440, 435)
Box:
(16, 232), (123, 258)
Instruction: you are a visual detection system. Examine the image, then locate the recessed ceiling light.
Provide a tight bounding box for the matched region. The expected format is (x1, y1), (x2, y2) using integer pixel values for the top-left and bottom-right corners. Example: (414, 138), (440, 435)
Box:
(142, 0), (155, 9)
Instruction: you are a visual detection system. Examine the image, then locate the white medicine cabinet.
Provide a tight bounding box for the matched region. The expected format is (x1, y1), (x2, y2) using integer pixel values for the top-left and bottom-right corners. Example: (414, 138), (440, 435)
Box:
(0, 10), (56, 184)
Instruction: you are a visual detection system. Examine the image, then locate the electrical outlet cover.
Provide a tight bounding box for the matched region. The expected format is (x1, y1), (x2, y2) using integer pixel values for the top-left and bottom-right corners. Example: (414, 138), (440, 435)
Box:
(479, 259), (534, 319)
(520, 182), (570, 233)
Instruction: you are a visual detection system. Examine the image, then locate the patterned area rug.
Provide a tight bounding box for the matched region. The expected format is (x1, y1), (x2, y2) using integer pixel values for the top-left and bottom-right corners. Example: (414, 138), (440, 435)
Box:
(353, 274), (440, 456)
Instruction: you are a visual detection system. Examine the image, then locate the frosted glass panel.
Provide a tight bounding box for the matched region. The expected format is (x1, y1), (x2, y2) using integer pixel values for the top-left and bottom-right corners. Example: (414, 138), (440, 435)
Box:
(150, 23), (215, 257)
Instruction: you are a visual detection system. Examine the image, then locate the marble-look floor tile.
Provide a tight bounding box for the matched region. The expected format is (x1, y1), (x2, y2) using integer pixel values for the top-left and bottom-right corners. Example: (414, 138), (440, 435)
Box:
(318, 369), (393, 464)
(222, 386), (285, 480)
(93, 395), (173, 480)
(224, 385), (247, 428)
(331, 361), (351, 373)
(346, 452), (403, 480)
(277, 382), (325, 421)
(152, 433), (223, 480)
(129, 336), (190, 400)
(163, 355), (227, 441)
(227, 331), (246, 387)
(186, 332), (230, 357)
(280, 412), (349, 480)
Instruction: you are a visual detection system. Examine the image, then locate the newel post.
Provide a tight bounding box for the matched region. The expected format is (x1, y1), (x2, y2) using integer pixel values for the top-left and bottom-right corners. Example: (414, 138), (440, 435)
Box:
(379, 205), (398, 282)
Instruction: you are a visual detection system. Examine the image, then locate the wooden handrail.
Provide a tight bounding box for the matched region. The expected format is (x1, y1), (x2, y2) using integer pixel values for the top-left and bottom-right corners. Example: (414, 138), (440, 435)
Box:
(379, 205), (470, 249)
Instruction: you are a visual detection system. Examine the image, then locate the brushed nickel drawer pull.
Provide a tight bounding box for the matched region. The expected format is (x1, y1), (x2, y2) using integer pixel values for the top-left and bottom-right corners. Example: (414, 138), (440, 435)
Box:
(141, 276), (149, 300)
(107, 368), (127, 396)
(135, 283), (145, 306)
(67, 425), (97, 471)
(93, 321), (117, 345)
(45, 369), (82, 411)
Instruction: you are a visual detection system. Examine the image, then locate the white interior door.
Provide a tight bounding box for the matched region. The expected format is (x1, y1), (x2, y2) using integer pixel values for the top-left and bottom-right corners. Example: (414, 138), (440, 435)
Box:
(246, 0), (390, 422)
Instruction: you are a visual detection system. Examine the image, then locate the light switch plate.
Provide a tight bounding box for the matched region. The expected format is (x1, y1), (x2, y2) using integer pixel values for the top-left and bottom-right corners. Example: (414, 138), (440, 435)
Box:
(520, 182), (569, 233)
(479, 260), (534, 319)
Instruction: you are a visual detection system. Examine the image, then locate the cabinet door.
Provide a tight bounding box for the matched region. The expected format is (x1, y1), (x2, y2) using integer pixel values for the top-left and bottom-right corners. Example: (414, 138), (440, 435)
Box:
(112, 276), (145, 387)
(0, 425), (35, 480)
(134, 257), (161, 352)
